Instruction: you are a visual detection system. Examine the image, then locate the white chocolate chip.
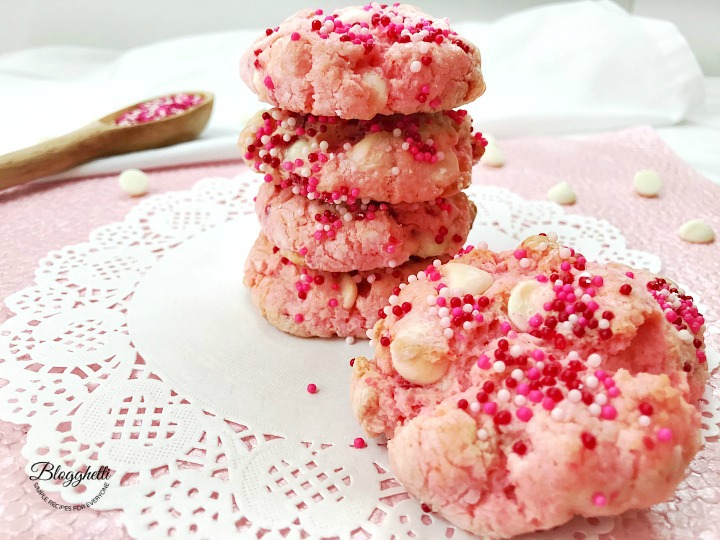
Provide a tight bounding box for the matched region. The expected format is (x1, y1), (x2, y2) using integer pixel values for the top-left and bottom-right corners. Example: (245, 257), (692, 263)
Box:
(339, 274), (358, 309)
(633, 169), (663, 197)
(441, 263), (494, 296)
(678, 219), (715, 244)
(507, 280), (553, 331)
(410, 60), (422, 73)
(480, 142), (504, 167)
(118, 169), (149, 196)
(390, 321), (450, 385)
(280, 250), (305, 266)
(547, 181), (576, 205)
(346, 132), (392, 168)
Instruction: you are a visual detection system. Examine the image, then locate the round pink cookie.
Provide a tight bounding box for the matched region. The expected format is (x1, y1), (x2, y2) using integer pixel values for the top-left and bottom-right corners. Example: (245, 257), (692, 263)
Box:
(240, 108), (486, 204)
(350, 234), (709, 538)
(240, 4), (486, 119)
(255, 183), (476, 272)
(243, 233), (447, 338)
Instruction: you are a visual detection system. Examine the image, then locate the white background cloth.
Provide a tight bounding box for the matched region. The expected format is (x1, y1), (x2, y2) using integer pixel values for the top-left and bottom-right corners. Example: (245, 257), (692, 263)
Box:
(0, 1), (718, 183)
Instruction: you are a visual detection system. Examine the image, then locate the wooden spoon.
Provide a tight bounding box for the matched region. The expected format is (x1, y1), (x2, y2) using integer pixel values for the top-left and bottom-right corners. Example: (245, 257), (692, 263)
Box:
(0, 91), (214, 191)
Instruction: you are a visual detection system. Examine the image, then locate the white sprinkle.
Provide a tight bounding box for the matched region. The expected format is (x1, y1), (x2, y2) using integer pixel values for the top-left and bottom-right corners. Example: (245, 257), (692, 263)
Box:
(433, 259), (442, 268)
(469, 401), (481, 414)
(366, 328), (374, 339)
(319, 140), (329, 151)
(440, 287), (452, 298)
(519, 258), (531, 269)
(514, 395), (527, 407)
(559, 247), (572, 259)
(509, 345), (523, 358)
(438, 307), (450, 318)
(417, 271), (426, 280)
(462, 303), (473, 313)
(287, 117), (296, 127)
(392, 128), (402, 137)
(410, 60), (422, 73)
(345, 336), (355, 344)
(426, 295), (437, 306)
(388, 260), (397, 268)
(391, 166), (400, 176)
(477, 429), (489, 441)
(551, 408), (566, 422)
(443, 328), (454, 339)
(497, 389), (511, 402)
(493, 361), (506, 373)
(401, 142), (410, 151)
(568, 314), (578, 324)
(567, 389), (582, 403)
(323, 224), (331, 231)
(440, 317), (451, 328)
(598, 319), (610, 330)
(638, 415), (651, 427)
(537, 242), (548, 252)
(581, 294), (593, 303)
(369, 339), (376, 347)
(567, 351), (579, 360)
(547, 232), (559, 242)
(511, 368), (524, 381)
(399, 283), (406, 290)
(588, 403), (601, 417)
(388, 295), (399, 305)
(462, 321), (473, 331)
(367, 274), (376, 284)
(535, 361), (545, 370)
(585, 375), (599, 389)
(594, 393), (608, 405)
(587, 353), (602, 368)
(383, 306), (391, 316)
(408, 275), (417, 283)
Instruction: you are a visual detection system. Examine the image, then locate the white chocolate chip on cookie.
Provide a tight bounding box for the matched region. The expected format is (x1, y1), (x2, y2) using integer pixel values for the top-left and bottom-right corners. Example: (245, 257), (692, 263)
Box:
(390, 322), (450, 384)
(507, 279), (554, 331)
(442, 263), (494, 295)
(339, 274), (359, 309)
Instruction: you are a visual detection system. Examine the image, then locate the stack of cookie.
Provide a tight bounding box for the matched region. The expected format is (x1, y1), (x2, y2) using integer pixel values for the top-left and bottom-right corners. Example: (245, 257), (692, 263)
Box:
(239, 3), (487, 338)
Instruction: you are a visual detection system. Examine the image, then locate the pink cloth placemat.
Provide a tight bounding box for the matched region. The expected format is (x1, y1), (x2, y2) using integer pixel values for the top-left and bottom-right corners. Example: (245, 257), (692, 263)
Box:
(1, 126), (718, 539)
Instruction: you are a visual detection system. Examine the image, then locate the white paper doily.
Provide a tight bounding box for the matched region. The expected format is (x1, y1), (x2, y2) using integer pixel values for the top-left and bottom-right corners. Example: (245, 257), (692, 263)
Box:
(0, 172), (718, 540)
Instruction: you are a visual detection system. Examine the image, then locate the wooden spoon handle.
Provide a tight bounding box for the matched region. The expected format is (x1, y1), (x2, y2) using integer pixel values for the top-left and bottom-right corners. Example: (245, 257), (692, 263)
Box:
(0, 124), (105, 191)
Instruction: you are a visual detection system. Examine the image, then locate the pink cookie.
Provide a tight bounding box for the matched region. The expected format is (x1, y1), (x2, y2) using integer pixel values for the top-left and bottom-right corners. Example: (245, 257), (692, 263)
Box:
(255, 183), (476, 272)
(240, 4), (485, 119)
(350, 235), (708, 538)
(240, 108), (486, 204)
(243, 233), (448, 338)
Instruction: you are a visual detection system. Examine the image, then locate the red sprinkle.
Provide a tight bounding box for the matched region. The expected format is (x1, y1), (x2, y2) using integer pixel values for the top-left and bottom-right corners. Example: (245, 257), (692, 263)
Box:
(306, 383), (317, 394)
(353, 437), (367, 449)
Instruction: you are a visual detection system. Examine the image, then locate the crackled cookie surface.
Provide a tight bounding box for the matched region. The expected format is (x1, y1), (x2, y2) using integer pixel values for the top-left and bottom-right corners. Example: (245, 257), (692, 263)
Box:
(243, 233), (447, 338)
(350, 235), (708, 538)
(255, 183), (475, 272)
(240, 108), (485, 204)
(240, 3), (485, 119)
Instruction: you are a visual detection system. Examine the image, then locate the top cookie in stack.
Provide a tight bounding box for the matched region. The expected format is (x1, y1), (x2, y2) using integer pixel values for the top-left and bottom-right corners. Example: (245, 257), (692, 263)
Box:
(240, 3), (485, 119)
(240, 3), (488, 338)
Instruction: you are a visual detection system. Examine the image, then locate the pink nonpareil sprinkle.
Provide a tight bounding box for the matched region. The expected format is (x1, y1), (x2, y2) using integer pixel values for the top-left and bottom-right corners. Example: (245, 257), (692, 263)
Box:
(115, 93), (203, 126)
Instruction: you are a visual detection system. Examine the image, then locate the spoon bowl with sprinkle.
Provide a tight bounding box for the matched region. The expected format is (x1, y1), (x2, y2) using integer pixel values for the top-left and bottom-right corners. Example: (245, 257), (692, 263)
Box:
(0, 91), (214, 191)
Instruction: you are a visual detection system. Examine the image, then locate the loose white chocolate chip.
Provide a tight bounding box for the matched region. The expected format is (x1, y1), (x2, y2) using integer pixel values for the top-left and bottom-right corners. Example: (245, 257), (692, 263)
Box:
(480, 142), (504, 167)
(441, 263), (494, 296)
(390, 322), (450, 385)
(118, 169), (149, 196)
(633, 169), (663, 197)
(507, 280), (553, 331)
(339, 274), (358, 309)
(547, 181), (576, 205)
(678, 219), (715, 244)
